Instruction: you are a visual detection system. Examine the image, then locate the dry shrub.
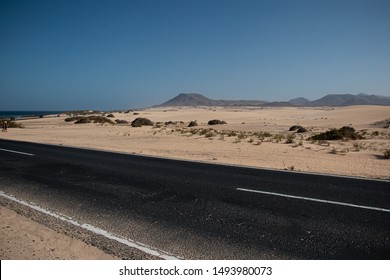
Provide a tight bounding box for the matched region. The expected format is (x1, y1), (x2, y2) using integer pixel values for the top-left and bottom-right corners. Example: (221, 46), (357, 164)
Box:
(65, 116), (114, 124)
(188, 121), (198, 127)
(1, 121), (24, 128)
(310, 126), (362, 141)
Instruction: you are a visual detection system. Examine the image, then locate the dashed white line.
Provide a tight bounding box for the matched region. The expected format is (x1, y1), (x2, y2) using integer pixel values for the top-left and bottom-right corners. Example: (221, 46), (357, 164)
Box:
(0, 148), (34, 156)
(0, 191), (182, 260)
(236, 188), (390, 213)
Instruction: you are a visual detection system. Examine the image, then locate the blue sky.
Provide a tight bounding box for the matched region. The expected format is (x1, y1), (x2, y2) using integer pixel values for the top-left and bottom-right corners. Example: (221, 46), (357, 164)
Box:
(1, 0), (389, 110)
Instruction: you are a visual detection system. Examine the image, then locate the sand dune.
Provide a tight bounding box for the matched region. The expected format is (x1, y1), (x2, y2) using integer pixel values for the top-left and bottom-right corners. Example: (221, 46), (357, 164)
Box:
(2, 105), (390, 179)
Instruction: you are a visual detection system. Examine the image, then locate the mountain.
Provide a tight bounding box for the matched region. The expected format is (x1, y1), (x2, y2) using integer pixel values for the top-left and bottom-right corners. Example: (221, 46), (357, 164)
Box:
(157, 93), (223, 106)
(155, 93), (390, 107)
(307, 94), (390, 106)
(289, 97), (310, 106)
(156, 93), (267, 107)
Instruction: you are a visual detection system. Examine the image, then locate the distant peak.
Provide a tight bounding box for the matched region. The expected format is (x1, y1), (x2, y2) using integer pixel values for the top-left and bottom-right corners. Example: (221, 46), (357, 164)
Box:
(289, 97), (310, 105)
(156, 93), (217, 107)
(177, 93), (207, 98)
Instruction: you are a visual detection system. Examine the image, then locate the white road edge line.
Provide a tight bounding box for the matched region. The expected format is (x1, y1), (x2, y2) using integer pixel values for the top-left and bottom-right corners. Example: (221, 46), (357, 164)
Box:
(0, 148), (34, 156)
(0, 191), (183, 260)
(236, 188), (390, 213)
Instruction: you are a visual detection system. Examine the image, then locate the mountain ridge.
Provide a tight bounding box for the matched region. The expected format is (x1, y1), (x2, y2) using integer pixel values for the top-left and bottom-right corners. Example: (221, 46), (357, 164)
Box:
(157, 93), (267, 107)
(155, 93), (390, 107)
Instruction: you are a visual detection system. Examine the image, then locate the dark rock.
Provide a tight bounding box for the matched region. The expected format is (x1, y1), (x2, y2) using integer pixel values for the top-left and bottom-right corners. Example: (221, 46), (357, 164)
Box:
(289, 125), (301, 131)
(208, 119), (227, 125)
(131, 118), (153, 127)
(115, 119), (128, 124)
(289, 125), (307, 133)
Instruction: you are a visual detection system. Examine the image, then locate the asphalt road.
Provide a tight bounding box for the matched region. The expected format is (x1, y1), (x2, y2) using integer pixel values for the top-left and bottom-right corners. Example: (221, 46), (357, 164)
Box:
(0, 139), (389, 259)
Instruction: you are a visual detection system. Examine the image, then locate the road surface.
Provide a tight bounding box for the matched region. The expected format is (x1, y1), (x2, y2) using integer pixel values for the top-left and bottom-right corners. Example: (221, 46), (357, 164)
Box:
(0, 139), (389, 259)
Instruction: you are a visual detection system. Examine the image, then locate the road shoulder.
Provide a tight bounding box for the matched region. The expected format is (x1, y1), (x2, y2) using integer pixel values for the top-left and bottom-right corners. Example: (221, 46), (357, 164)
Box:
(0, 196), (159, 260)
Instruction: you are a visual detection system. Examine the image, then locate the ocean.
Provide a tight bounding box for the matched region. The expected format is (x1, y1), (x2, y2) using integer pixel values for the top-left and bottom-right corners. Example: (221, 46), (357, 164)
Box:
(0, 111), (63, 119)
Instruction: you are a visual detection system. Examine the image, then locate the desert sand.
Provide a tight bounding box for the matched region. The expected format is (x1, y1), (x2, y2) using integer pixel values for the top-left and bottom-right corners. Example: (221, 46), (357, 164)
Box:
(2, 105), (390, 179)
(0, 206), (117, 260)
(1, 106), (389, 260)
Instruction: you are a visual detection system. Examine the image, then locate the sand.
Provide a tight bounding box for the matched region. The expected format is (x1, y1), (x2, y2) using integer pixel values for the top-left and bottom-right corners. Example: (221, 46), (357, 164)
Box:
(0, 206), (117, 260)
(1, 105), (389, 260)
(2, 105), (390, 179)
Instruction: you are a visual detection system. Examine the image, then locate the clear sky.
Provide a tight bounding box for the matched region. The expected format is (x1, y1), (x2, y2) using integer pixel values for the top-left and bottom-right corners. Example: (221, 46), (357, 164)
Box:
(1, 0), (389, 110)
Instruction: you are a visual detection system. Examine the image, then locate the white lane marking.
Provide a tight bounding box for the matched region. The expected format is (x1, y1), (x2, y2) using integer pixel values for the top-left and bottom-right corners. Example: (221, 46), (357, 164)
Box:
(0, 191), (182, 260)
(6, 140), (389, 182)
(0, 148), (34, 156)
(236, 188), (390, 213)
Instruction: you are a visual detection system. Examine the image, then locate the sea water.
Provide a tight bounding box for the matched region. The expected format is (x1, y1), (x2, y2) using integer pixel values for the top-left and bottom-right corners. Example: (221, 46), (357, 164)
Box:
(0, 111), (63, 119)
